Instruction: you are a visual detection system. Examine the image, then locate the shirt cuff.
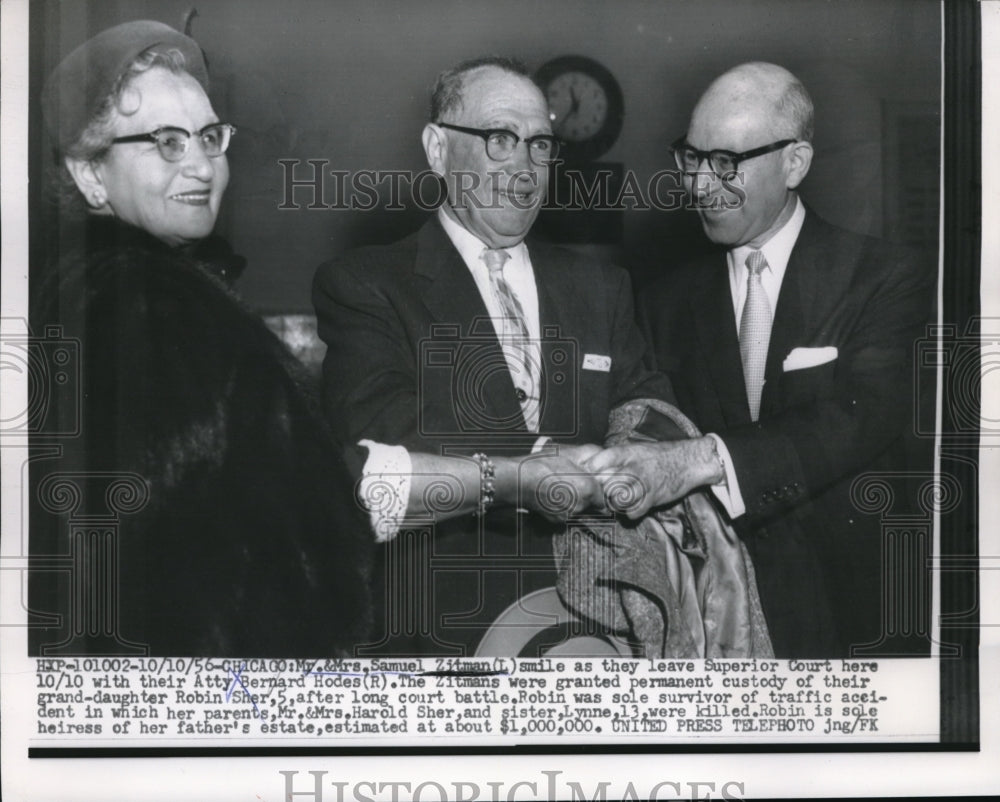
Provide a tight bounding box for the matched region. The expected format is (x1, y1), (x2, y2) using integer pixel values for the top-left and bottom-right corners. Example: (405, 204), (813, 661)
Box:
(532, 436), (552, 453)
(707, 433), (746, 519)
(358, 439), (412, 542)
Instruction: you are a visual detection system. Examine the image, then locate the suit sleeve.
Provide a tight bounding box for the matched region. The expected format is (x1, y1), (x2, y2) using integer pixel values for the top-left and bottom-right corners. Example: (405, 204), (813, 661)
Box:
(313, 252), (431, 452)
(720, 243), (935, 523)
(604, 263), (677, 409)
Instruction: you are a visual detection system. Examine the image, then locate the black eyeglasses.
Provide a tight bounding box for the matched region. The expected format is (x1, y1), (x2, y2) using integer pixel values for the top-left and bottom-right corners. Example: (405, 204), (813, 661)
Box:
(671, 137), (795, 178)
(110, 123), (236, 163)
(438, 123), (561, 166)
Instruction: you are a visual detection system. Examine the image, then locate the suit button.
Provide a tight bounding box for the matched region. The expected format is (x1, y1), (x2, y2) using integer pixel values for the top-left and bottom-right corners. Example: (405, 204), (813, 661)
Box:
(515, 388), (527, 402)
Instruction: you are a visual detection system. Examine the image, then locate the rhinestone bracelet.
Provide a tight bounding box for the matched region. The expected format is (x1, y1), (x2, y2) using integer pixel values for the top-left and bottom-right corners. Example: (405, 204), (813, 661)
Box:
(471, 452), (496, 517)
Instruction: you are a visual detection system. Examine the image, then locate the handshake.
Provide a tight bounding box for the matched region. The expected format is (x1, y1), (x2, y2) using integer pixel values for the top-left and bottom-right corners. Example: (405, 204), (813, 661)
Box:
(398, 437), (727, 528)
(519, 437), (725, 521)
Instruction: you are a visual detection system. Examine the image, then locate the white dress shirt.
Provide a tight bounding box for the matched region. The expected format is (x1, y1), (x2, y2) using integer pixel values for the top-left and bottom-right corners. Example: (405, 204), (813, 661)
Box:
(358, 210), (546, 540)
(358, 439), (412, 543)
(710, 196), (806, 518)
(437, 207), (542, 344)
(726, 197), (806, 327)
(437, 208), (543, 431)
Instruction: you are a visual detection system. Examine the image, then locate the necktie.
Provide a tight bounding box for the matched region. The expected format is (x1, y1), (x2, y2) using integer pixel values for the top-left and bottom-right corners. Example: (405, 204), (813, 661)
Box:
(739, 250), (772, 422)
(482, 248), (540, 431)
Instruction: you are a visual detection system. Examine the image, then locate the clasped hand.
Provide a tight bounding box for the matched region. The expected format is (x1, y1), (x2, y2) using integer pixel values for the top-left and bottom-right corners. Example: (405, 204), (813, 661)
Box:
(521, 438), (722, 521)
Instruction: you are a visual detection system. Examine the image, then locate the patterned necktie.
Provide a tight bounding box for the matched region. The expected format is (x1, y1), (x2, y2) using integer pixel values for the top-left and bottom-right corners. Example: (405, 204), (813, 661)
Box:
(739, 250), (773, 422)
(482, 248), (540, 431)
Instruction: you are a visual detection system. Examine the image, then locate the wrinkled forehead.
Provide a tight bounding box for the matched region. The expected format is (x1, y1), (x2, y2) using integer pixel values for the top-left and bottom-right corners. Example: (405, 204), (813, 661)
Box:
(457, 67), (550, 126)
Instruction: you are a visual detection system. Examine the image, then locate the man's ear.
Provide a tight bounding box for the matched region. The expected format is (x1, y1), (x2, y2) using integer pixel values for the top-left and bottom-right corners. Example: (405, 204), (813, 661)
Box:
(784, 140), (813, 190)
(64, 156), (109, 209)
(422, 123), (447, 177)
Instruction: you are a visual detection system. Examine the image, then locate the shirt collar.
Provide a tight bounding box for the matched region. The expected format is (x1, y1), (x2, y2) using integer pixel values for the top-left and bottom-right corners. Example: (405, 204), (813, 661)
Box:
(730, 195), (806, 275)
(437, 207), (528, 272)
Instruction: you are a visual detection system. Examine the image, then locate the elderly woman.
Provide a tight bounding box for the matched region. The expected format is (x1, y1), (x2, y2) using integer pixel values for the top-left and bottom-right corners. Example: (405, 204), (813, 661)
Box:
(30, 21), (371, 657)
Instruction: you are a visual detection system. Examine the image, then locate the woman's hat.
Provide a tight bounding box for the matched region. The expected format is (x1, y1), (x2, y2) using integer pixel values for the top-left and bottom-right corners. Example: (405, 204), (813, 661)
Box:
(41, 20), (209, 152)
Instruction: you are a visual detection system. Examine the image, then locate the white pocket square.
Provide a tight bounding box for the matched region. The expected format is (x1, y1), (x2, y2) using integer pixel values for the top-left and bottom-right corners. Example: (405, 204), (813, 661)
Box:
(782, 346), (838, 372)
(583, 353), (612, 372)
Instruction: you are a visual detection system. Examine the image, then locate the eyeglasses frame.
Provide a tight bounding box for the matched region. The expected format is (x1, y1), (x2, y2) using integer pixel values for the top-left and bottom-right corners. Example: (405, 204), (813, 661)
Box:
(437, 122), (562, 165)
(670, 137), (797, 178)
(110, 123), (237, 162)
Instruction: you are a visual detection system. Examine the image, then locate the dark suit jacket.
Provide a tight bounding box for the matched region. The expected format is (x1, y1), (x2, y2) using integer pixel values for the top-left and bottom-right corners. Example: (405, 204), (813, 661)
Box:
(640, 210), (936, 658)
(313, 216), (674, 655)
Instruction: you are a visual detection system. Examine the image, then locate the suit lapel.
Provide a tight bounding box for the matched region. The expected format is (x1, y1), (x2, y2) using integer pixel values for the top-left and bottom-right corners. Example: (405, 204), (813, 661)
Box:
(414, 218), (527, 432)
(761, 253), (807, 418)
(691, 252), (753, 426)
(529, 243), (580, 437)
(760, 212), (844, 417)
(415, 218), (489, 324)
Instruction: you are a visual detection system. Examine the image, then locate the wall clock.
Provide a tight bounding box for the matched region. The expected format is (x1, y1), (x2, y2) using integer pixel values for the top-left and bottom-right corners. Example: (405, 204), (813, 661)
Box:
(536, 55), (624, 163)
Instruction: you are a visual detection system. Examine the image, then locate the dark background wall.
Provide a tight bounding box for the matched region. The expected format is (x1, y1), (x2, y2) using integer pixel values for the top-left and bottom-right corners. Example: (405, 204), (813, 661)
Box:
(31, 0), (941, 313)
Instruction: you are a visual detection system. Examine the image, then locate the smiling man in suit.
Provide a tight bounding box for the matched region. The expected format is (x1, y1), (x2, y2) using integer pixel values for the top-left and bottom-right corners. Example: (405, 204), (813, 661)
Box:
(313, 57), (673, 655)
(591, 62), (936, 657)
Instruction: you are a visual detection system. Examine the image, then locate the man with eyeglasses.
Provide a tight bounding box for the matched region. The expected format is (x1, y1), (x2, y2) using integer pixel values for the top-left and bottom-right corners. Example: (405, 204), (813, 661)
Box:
(313, 57), (674, 655)
(589, 62), (935, 657)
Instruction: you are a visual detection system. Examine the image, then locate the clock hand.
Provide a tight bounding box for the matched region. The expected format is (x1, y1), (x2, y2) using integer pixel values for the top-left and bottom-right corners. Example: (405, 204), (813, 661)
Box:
(569, 85), (581, 116)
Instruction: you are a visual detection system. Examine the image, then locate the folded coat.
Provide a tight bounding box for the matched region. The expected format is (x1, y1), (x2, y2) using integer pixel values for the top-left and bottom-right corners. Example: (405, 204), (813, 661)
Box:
(554, 399), (773, 658)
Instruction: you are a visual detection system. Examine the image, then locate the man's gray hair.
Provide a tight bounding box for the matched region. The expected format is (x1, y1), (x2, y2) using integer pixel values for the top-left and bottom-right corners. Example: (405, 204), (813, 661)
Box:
(775, 76), (815, 143)
(429, 56), (536, 122)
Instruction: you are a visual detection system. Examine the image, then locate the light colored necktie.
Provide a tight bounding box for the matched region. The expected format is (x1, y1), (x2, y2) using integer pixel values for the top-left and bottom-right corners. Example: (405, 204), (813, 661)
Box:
(739, 250), (773, 422)
(482, 248), (540, 430)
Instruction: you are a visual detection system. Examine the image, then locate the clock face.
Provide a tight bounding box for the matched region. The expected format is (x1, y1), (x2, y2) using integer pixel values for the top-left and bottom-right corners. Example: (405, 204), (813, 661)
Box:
(546, 71), (608, 142)
(536, 56), (624, 163)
